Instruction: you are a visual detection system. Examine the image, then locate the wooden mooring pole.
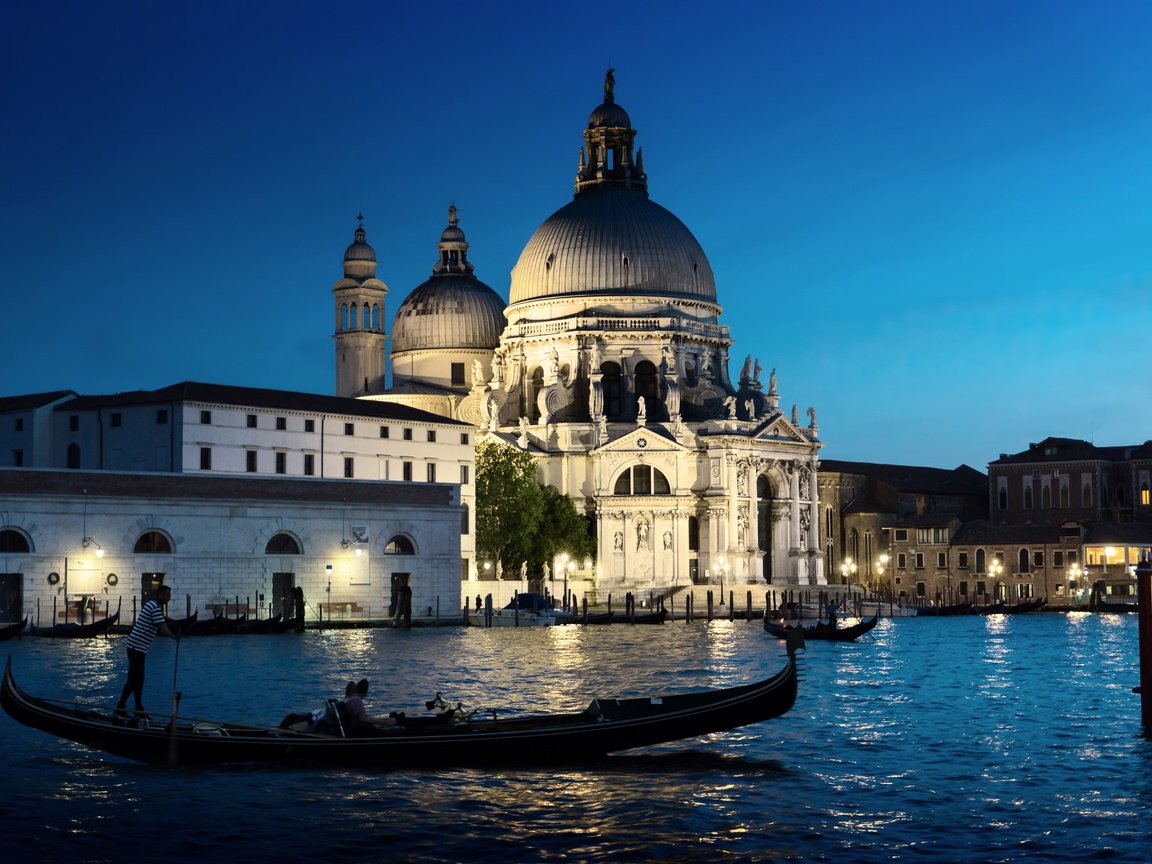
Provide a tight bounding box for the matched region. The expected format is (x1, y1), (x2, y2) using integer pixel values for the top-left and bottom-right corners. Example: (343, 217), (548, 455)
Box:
(1136, 555), (1152, 731)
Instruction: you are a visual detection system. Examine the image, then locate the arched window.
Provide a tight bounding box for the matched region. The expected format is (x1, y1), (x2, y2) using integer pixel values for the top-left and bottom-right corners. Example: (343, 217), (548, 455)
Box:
(134, 531), (172, 553)
(525, 367), (544, 423)
(1018, 548), (1030, 573)
(265, 533), (300, 554)
(1023, 485), (1033, 509)
(341, 303), (349, 331)
(1042, 485), (1052, 509)
(0, 528), (31, 553)
(687, 516), (699, 551)
(1142, 481), (1150, 507)
(67, 443), (81, 469)
(613, 465), (671, 495)
(349, 303), (357, 330)
(363, 303), (370, 331)
(385, 535), (416, 555)
(601, 362), (622, 419)
(634, 360), (659, 418)
(1082, 483), (1092, 508)
(1060, 483), (1070, 508)
(997, 487), (1008, 510)
(372, 304), (380, 331)
(976, 548), (986, 573)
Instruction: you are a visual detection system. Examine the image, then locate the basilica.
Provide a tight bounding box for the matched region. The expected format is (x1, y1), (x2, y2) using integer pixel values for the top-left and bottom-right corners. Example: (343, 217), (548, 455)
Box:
(334, 72), (826, 592)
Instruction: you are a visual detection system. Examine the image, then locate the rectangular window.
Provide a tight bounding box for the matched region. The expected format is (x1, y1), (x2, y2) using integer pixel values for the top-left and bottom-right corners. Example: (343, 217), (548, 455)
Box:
(460, 432), (469, 445)
(915, 552), (924, 569)
(977, 580), (986, 595)
(13, 449), (24, 466)
(305, 419), (315, 433)
(428, 430), (436, 443)
(461, 465), (469, 484)
(344, 422), (354, 436)
(276, 416), (287, 431)
(916, 581), (926, 597)
(69, 415), (79, 431)
(344, 457), (354, 478)
(246, 450), (257, 473)
(403, 461), (413, 482)
(959, 581), (969, 596)
(275, 452), (286, 474)
(1033, 551), (1044, 568)
(958, 552), (969, 569)
(303, 454), (314, 476)
(1054, 550), (1064, 567)
(403, 428), (413, 441)
(937, 552), (947, 568)
(14, 418), (23, 431)
(110, 413), (122, 428)
(200, 447), (212, 470)
(427, 463), (437, 483)
(380, 425), (390, 439)
(247, 414), (257, 428)
(200, 410), (211, 424)
(894, 529), (908, 542)
(156, 409), (168, 425)
(451, 362), (466, 386)
(897, 553), (907, 569)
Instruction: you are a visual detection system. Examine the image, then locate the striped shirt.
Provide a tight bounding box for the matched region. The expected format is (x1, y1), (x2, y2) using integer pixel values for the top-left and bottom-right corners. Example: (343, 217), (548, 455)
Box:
(126, 600), (166, 653)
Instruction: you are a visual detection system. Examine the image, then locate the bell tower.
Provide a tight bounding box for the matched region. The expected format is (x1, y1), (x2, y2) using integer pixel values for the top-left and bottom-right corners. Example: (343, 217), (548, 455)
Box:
(332, 215), (388, 397)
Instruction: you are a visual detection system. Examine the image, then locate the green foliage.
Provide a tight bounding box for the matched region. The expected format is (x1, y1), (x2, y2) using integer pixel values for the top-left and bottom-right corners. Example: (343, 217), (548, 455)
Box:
(474, 438), (596, 577)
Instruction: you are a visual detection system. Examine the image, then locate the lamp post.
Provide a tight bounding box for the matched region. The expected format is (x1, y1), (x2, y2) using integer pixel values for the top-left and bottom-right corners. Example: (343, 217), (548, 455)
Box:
(1067, 562), (1083, 605)
(717, 554), (729, 606)
(839, 556), (857, 587)
(877, 553), (889, 602)
(989, 558), (1004, 603)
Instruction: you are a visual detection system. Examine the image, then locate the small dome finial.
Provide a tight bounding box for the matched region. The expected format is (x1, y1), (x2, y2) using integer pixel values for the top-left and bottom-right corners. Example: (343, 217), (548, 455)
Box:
(604, 67), (615, 103)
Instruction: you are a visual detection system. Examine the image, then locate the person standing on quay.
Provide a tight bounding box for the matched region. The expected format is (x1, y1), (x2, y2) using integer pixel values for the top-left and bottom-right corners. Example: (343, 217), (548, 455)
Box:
(115, 584), (176, 716)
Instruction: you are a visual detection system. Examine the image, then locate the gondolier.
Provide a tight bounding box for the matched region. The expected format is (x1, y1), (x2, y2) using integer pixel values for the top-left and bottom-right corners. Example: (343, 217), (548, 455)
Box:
(115, 585), (176, 716)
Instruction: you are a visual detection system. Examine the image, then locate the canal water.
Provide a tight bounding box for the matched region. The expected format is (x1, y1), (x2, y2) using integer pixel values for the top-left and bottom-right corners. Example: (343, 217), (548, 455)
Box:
(1, 613), (1149, 862)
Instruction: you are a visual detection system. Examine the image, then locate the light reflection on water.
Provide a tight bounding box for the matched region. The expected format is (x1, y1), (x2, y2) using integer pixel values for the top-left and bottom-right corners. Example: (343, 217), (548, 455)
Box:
(1, 615), (1150, 862)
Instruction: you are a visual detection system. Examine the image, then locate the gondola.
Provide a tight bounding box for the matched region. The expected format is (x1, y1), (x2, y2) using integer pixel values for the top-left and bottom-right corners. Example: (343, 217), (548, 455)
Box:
(165, 612), (199, 635)
(575, 609), (667, 625)
(914, 602), (977, 617)
(238, 614), (303, 634)
(764, 615), (878, 642)
(30, 612), (119, 639)
(0, 650), (800, 767)
(979, 598), (1046, 615)
(0, 618), (28, 642)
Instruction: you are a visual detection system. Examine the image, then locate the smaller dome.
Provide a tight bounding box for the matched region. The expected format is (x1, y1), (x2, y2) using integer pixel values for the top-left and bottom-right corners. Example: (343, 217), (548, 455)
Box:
(588, 100), (631, 130)
(391, 276), (506, 354)
(440, 224), (465, 243)
(344, 226), (376, 262)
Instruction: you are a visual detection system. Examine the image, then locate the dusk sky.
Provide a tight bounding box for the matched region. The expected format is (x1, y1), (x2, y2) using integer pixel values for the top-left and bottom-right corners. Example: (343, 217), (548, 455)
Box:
(3, 1), (1150, 471)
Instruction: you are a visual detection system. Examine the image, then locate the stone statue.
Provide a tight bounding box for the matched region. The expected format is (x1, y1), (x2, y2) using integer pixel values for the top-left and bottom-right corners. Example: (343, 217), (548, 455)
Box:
(605, 67), (615, 101)
(753, 359), (762, 384)
(636, 396), (647, 422)
(471, 359), (485, 386)
(663, 531), (672, 550)
(636, 518), (650, 551)
(700, 350), (713, 375)
(769, 368), (778, 395)
(791, 404), (799, 424)
(549, 346), (560, 378)
(744, 399), (755, 420)
(613, 531), (624, 551)
(807, 406), (818, 428)
(520, 561), (527, 581)
(589, 339), (602, 370)
(741, 355), (752, 381)
(724, 396), (737, 419)
(491, 349), (505, 385)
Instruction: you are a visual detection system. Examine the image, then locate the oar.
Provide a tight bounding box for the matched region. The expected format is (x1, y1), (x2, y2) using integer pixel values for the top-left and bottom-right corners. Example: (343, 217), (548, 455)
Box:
(167, 635), (182, 765)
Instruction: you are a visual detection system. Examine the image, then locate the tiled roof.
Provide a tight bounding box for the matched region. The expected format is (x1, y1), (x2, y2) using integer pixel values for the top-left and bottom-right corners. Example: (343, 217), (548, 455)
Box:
(50, 382), (468, 426)
(991, 436), (1152, 465)
(0, 390), (76, 411)
(819, 460), (987, 496)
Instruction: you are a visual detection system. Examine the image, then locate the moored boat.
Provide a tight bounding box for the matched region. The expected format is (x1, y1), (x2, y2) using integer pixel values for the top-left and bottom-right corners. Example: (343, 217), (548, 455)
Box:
(915, 602), (977, 617)
(0, 650), (800, 767)
(0, 617), (28, 642)
(31, 612), (119, 639)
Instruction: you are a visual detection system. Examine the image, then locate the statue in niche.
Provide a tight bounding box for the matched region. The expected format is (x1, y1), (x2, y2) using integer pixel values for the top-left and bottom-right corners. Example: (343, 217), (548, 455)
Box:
(738, 508), (749, 547)
(491, 349), (506, 386)
(548, 346), (560, 379)
(700, 350), (713, 375)
(724, 396), (737, 419)
(799, 508), (811, 550)
(769, 368), (778, 395)
(661, 345), (674, 373)
(737, 469), (748, 497)
(663, 531), (672, 551)
(636, 396), (646, 422)
(589, 340), (602, 370)
(799, 470), (810, 500)
(471, 359), (485, 387)
(613, 531), (624, 551)
(636, 518), (650, 551)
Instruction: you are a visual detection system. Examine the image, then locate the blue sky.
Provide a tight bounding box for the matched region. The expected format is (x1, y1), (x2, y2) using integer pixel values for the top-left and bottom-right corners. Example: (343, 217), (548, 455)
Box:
(2, 1), (1150, 470)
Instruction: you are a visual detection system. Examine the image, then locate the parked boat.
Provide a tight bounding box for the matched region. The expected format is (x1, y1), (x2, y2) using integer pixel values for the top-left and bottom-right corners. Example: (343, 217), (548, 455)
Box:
(0, 651), (800, 767)
(979, 598), (1047, 615)
(915, 602), (977, 617)
(857, 601), (917, 618)
(0, 617), (28, 642)
(31, 612), (119, 639)
(469, 593), (567, 627)
(764, 615), (878, 642)
(239, 614), (304, 634)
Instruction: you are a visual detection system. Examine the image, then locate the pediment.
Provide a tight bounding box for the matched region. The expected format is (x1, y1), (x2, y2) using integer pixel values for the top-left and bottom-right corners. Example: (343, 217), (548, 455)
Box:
(752, 414), (814, 446)
(595, 426), (689, 455)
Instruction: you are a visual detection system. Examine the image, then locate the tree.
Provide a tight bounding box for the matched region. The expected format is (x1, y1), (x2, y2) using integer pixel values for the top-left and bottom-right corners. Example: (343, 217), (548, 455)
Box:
(474, 438), (542, 575)
(536, 485), (595, 572)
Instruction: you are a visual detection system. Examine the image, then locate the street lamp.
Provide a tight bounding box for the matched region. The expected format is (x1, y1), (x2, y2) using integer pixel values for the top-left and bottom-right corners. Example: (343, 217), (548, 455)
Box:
(989, 557), (1004, 602)
(839, 556), (857, 586)
(877, 553), (889, 598)
(717, 554), (730, 606)
(1067, 562), (1083, 604)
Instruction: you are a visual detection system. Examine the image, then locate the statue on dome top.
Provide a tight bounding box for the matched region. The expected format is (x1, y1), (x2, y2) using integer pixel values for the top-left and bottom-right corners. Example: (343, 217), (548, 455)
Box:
(605, 68), (615, 102)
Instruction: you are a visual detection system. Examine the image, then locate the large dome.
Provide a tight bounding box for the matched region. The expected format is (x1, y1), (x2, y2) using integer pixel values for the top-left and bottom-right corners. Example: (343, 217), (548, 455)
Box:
(508, 188), (717, 305)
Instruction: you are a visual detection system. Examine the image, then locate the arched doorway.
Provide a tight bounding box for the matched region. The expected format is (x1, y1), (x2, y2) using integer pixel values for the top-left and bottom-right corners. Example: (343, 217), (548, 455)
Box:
(757, 474), (774, 583)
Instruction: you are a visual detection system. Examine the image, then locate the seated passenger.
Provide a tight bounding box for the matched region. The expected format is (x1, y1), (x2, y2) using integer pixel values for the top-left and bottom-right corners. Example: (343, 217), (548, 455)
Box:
(309, 681), (355, 735)
(344, 678), (397, 733)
